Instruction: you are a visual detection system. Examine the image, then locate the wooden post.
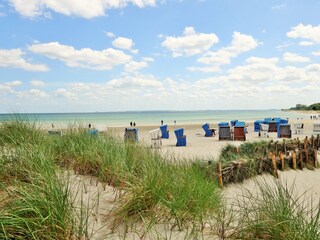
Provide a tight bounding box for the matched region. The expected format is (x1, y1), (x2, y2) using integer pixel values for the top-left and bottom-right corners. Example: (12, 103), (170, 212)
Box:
(292, 150), (297, 170)
(271, 153), (278, 178)
(283, 139), (286, 154)
(279, 152), (285, 171)
(217, 162), (223, 188)
(314, 149), (318, 168)
(299, 150), (304, 170)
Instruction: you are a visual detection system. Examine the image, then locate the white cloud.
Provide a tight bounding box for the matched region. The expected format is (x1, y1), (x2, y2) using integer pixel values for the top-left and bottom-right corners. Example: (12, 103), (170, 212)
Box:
(299, 41), (314, 46)
(6, 80), (22, 87)
(55, 88), (77, 100)
(125, 60), (148, 72)
(29, 89), (48, 98)
(272, 4), (286, 10)
(31, 80), (45, 87)
(287, 23), (320, 44)
(0, 49), (49, 71)
(193, 32), (259, 72)
(112, 37), (134, 50)
(106, 31), (116, 38)
(283, 52), (310, 63)
(9, 0), (157, 18)
(161, 26), (219, 57)
(28, 42), (132, 70)
(106, 74), (162, 88)
(312, 51), (320, 56)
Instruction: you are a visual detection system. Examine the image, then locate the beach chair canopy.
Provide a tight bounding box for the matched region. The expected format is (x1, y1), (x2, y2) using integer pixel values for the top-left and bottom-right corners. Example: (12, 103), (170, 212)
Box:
(160, 125), (169, 139)
(218, 122), (229, 127)
(174, 128), (184, 137)
(230, 120), (238, 127)
(88, 129), (98, 135)
(235, 121), (245, 127)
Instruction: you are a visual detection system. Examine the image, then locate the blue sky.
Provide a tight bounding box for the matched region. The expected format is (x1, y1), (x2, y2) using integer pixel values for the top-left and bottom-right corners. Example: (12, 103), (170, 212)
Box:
(0, 0), (320, 113)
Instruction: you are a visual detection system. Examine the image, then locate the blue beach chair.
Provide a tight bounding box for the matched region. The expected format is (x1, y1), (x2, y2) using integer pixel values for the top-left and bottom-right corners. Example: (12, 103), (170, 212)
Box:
(87, 129), (98, 135)
(174, 128), (186, 147)
(230, 120), (238, 127)
(202, 123), (215, 137)
(160, 125), (169, 139)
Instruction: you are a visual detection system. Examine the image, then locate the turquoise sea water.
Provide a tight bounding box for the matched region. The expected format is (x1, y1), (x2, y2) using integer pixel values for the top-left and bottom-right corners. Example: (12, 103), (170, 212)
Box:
(0, 110), (308, 127)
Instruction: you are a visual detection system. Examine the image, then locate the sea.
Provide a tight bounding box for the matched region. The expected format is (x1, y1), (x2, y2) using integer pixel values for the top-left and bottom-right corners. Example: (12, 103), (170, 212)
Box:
(0, 110), (309, 128)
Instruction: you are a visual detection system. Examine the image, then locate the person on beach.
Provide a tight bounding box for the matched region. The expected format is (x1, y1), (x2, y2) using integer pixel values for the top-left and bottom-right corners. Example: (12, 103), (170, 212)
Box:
(89, 123), (91, 128)
(174, 120), (176, 125)
(130, 122), (133, 127)
(133, 122), (136, 127)
(161, 120), (163, 125)
(51, 123), (55, 129)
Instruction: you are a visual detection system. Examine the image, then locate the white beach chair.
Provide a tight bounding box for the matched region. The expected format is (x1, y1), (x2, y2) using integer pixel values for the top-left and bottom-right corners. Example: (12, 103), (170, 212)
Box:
(313, 122), (320, 134)
(149, 128), (162, 149)
(294, 123), (304, 134)
(259, 124), (269, 138)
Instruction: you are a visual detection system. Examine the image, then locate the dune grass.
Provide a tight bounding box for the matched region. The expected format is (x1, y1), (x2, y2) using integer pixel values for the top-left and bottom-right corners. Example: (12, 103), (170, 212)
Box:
(233, 180), (320, 239)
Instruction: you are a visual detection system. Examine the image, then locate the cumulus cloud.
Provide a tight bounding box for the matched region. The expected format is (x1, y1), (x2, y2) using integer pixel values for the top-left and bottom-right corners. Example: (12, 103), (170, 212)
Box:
(9, 0), (157, 18)
(0, 49), (49, 71)
(299, 41), (314, 46)
(312, 51), (320, 56)
(28, 42), (131, 70)
(112, 37), (134, 50)
(287, 23), (320, 44)
(161, 26), (219, 57)
(283, 52), (310, 63)
(31, 80), (45, 87)
(193, 32), (259, 72)
(106, 74), (162, 88)
(6, 80), (23, 87)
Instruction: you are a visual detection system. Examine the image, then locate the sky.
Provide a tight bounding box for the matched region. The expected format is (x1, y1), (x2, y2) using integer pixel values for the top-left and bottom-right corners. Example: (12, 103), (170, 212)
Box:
(0, 0), (320, 113)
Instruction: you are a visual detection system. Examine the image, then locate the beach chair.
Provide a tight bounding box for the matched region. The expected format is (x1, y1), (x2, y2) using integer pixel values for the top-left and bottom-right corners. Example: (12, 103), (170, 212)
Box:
(218, 122), (231, 141)
(160, 125), (169, 139)
(313, 122), (320, 134)
(174, 128), (186, 147)
(293, 123), (304, 134)
(259, 124), (269, 138)
(124, 128), (138, 143)
(87, 129), (98, 135)
(48, 130), (62, 136)
(233, 122), (246, 141)
(268, 121), (278, 132)
(278, 124), (291, 138)
(202, 123), (215, 137)
(254, 120), (264, 132)
(149, 128), (162, 149)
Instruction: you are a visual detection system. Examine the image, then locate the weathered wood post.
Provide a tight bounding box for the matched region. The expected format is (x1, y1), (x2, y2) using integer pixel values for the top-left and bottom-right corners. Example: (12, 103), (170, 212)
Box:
(271, 153), (278, 178)
(279, 152), (285, 171)
(217, 162), (223, 188)
(292, 150), (297, 170)
(314, 149), (318, 168)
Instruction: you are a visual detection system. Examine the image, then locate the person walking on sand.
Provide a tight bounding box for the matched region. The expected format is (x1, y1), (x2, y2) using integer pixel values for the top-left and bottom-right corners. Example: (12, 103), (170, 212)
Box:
(161, 120), (163, 125)
(89, 123), (91, 128)
(133, 122), (136, 127)
(130, 122), (133, 127)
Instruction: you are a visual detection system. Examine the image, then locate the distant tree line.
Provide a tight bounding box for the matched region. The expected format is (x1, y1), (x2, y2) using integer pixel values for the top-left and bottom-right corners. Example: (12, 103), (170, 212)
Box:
(290, 103), (320, 111)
